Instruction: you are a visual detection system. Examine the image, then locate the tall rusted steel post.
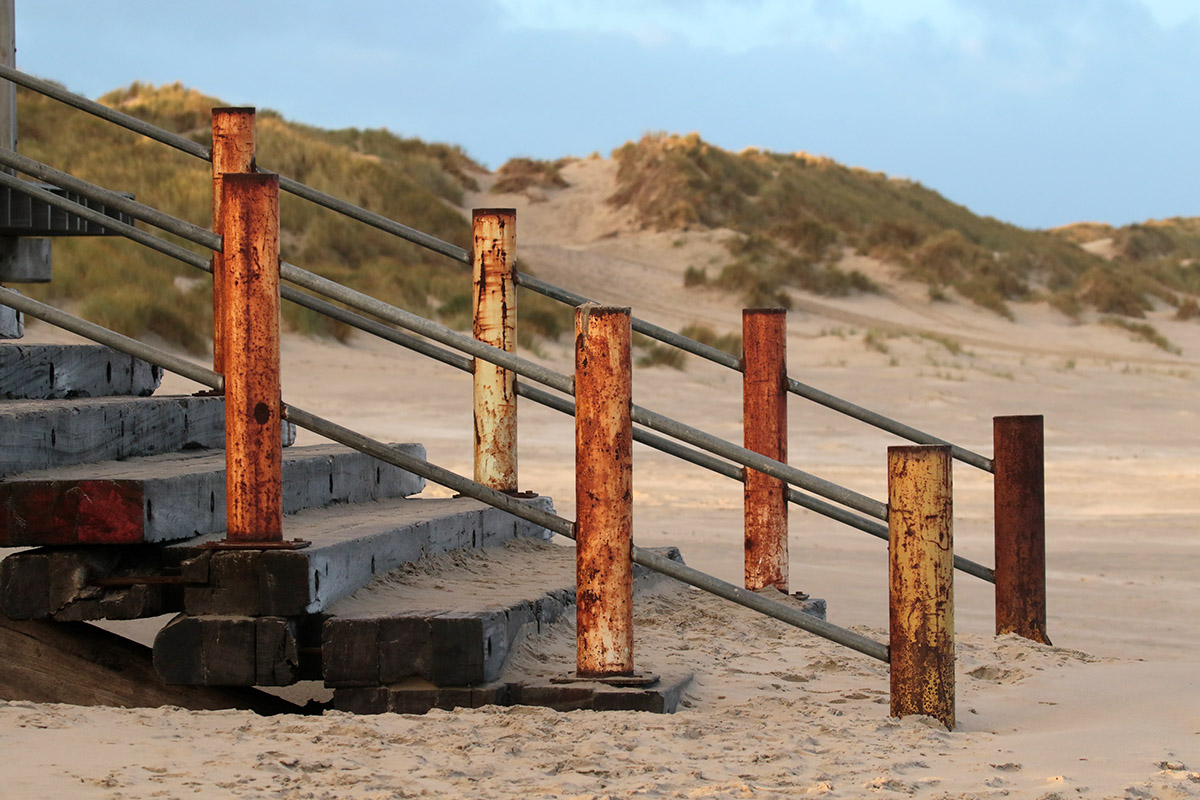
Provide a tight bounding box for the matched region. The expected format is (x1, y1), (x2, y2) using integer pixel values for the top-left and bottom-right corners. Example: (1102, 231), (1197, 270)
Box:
(743, 308), (789, 592)
(575, 304), (634, 677)
(472, 208), (518, 492)
(993, 415), (1049, 644)
(221, 173), (282, 543)
(888, 444), (955, 730)
(211, 107), (257, 376)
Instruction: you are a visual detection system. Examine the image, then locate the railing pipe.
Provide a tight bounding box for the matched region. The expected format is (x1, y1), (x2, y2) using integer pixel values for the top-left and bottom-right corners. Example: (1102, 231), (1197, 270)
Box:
(210, 107), (257, 375)
(0, 66), (470, 264)
(0, 163), (887, 521)
(742, 308), (789, 592)
(0, 64), (211, 160)
(273, 174), (470, 264)
(0, 150), (220, 252)
(517, 273), (993, 473)
(221, 173), (283, 543)
(574, 305), (636, 676)
(631, 403), (887, 520)
(516, 272), (742, 370)
(888, 445), (956, 730)
(789, 376), (993, 472)
(993, 415), (1049, 643)
(0, 64), (997, 475)
(0, 287), (220, 389)
(225, 287), (996, 583)
(0, 288), (891, 663)
(472, 209), (518, 491)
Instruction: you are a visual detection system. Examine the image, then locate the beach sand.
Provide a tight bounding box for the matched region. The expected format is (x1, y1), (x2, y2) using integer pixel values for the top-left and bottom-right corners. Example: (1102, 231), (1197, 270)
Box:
(2, 158), (1197, 798)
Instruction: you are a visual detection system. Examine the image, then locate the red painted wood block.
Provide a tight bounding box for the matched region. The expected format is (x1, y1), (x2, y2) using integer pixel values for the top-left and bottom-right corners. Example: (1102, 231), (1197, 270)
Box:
(0, 480), (144, 545)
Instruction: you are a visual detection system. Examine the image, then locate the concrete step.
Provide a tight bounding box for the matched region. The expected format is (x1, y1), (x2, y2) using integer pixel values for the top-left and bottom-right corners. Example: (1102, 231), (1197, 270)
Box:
(0, 395), (297, 477)
(0, 443), (426, 547)
(0, 343), (161, 399)
(0, 303), (21, 339)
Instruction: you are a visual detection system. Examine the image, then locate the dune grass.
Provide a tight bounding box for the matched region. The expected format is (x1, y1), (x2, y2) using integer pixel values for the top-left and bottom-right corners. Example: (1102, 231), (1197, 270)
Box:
(16, 81), (482, 351)
(609, 133), (1200, 323)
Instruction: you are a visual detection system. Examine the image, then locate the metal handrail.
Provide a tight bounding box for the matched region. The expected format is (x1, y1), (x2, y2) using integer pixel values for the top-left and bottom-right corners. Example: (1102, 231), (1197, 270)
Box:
(0, 157), (887, 520)
(0, 286), (890, 663)
(0, 164), (997, 581)
(0, 63), (993, 472)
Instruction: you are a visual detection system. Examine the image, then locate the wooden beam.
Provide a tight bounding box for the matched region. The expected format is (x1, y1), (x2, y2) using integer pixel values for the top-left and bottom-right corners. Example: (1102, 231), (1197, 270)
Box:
(0, 395), (296, 478)
(0, 343), (161, 399)
(0, 443), (426, 546)
(0, 612), (300, 713)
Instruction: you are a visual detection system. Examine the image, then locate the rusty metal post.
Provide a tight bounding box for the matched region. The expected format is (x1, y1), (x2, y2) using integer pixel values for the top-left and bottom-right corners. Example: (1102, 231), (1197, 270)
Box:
(222, 173), (282, 543)
(472, 208), (518, 491)
(211, 107), (257, 376)
(742, 308), (789, 592)
(993, 415), (1049, 644)
(575, 304), (634, 677)
(888, 445), (955, 729)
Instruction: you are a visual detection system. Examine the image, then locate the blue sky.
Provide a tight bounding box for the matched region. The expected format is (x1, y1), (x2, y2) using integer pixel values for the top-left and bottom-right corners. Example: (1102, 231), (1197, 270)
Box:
(14, 1), (1200, 230)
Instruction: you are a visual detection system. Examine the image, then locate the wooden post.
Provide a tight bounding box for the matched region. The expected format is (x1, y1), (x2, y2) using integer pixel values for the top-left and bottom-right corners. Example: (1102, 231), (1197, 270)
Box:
(221, 173), (282, 543)
(574, 304), (634, 677)
(888, 445), (955, 730)
(993, 415), (1049, 644)
(742, 308), (789, 592)
(471, 208), (517, 491)
(211, 107), (257, 376)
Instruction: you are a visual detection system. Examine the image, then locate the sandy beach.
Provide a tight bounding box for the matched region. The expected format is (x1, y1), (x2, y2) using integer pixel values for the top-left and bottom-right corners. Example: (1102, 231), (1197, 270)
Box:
(2, 158), (1198, 798)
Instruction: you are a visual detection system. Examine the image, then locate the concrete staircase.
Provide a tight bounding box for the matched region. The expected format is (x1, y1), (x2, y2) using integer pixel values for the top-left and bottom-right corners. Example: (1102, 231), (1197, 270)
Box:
(0, 316), (690, 714)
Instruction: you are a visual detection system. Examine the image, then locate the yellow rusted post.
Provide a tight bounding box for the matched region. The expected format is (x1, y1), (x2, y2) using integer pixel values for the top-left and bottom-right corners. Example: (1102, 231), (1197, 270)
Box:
(888, 444), (955, 729)
(211, 107), (256, 377)
(574, 304), (634, 677)
(472, 208), (518, 492)
(743, 308), (789, 592)
(222, 173), (282, 543)
(994, 415), (1050, 644)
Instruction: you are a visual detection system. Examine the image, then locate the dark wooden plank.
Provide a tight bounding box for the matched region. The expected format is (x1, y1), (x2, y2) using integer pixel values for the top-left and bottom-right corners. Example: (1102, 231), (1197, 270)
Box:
(153, 613), (302, 687)
(0, 302), (21, 339)
(1, 545), (174, 621)
(179, 496), (509, 616)
(0, 612), (300, 713)
(0, 343), (161, 399)
(0, 396), (297, 478)
(0, 443), (425, 546)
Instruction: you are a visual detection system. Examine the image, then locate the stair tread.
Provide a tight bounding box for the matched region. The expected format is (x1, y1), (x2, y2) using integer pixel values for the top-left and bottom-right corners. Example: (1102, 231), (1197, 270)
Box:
(320, 539), (679, 689)
(0, 443), (427, 546)
(326, 537), (574, 618)
(0, 342), (162, 399)
(0, 394), (296, 477)
(167, 494), (555, 616)
(1, 495), (552, 622)
(2, 442), (396, 481)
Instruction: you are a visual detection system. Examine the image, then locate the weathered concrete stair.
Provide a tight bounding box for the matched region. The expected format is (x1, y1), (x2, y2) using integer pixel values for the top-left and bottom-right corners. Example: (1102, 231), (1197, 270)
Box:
(0, 395), (296, 477)
(1, 342), (162, 398)
(0, 442), (426, 546)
